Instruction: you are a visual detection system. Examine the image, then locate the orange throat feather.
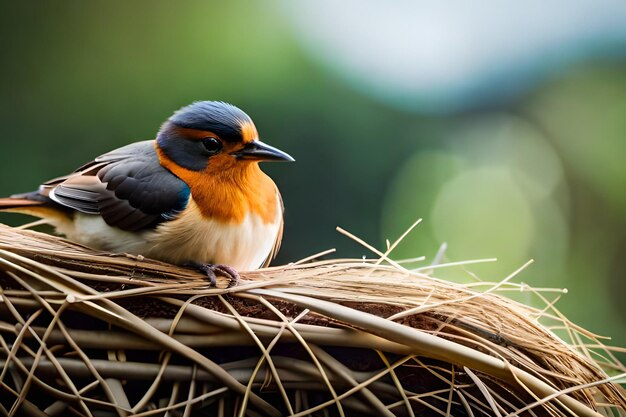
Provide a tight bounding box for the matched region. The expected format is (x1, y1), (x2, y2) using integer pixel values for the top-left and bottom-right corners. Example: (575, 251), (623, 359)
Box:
(156, 147), (278, 224)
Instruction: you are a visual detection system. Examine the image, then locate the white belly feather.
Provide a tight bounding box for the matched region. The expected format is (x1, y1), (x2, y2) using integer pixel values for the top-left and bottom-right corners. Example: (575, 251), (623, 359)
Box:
(55, 200), (281, 271)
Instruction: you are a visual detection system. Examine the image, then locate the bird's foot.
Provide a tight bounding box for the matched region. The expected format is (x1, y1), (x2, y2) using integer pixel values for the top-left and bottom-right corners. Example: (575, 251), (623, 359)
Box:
(184, 261), (240, 287)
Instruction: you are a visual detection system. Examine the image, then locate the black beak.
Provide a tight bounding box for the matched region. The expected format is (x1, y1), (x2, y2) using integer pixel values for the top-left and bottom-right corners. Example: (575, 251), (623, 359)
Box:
(231, 141), (295, 162)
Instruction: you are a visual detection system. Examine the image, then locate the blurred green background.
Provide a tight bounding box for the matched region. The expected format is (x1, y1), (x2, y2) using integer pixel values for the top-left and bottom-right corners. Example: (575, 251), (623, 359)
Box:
(0, 1), (624, 351)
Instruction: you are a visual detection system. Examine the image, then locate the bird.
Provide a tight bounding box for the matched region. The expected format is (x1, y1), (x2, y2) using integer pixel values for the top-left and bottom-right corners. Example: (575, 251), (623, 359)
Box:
(0, 101), (294, 285)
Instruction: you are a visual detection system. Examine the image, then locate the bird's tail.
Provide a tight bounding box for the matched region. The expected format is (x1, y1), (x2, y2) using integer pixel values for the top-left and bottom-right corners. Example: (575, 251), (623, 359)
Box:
(0, 195), (69, 224)
(0, 197), (45, 212)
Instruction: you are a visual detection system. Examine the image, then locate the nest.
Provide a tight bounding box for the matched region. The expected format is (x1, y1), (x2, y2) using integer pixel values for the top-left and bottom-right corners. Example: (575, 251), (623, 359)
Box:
(0, 224), (624, 417)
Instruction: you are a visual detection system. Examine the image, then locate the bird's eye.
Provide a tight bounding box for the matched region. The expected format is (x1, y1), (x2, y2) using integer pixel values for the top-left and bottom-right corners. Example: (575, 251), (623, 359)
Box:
(201, 137), (222, 154)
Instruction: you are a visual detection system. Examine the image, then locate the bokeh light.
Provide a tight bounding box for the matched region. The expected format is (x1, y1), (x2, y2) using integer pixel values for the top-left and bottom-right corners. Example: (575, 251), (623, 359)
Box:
(382, 116), (569, 282)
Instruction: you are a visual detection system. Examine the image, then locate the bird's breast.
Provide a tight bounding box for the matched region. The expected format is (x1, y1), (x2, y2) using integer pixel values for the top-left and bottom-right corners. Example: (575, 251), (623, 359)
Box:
(146, 199), (282, 270)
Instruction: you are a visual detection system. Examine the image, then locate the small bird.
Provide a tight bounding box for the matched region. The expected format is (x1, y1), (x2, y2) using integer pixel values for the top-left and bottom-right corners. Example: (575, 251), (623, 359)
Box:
(0, 101), (294, 284)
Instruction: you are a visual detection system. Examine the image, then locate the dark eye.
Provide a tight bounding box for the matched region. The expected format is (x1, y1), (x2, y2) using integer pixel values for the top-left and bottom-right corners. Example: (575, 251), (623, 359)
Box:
(201, 137), (222, 154)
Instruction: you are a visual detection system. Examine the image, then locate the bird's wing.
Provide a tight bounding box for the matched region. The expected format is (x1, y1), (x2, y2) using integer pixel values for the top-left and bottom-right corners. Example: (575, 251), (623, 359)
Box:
(261, 189), (284, 268)
(48, 140), (190, 231)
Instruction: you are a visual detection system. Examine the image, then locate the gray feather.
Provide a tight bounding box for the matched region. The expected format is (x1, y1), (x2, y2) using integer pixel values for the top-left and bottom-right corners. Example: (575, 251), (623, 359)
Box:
(49, 140), (190, 231)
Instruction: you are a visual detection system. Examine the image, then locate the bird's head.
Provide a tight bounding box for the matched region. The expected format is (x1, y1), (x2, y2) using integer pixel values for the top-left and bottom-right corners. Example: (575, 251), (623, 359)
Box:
(156, 101), (293, 174)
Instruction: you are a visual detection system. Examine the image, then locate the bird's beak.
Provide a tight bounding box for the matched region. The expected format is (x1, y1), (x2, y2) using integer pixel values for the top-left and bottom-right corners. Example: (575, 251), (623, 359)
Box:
(231, 141), (295, 162)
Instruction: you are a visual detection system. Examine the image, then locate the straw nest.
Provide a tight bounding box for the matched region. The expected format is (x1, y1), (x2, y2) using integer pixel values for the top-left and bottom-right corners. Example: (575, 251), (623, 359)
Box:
(0, 224), (624, 417)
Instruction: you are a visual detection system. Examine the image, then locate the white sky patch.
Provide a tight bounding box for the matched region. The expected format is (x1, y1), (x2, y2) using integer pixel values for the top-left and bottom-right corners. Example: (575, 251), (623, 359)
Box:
(282, 0), (626, 112)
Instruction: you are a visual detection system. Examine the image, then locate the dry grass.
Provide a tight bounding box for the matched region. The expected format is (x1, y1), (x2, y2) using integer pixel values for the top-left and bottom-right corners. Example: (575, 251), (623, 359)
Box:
(0, 223), (624, 417)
